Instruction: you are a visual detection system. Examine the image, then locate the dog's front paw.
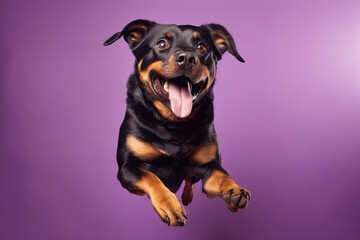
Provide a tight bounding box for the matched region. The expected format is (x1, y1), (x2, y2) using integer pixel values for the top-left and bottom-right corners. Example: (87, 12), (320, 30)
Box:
(151, 191), (187, 226)
(220, 186), (251, 212)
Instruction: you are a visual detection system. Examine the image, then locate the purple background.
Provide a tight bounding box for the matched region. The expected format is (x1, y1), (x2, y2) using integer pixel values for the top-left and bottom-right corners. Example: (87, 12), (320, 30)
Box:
(1, 0), (360, 239)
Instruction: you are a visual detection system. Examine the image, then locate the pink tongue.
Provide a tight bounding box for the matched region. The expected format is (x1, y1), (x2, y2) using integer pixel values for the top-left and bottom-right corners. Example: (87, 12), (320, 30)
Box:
(168, 81), (193, 118)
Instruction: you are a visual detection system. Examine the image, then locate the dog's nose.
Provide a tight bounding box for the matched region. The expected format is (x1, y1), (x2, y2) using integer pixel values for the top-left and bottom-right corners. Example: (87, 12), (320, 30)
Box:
(175, 52), (197, 69)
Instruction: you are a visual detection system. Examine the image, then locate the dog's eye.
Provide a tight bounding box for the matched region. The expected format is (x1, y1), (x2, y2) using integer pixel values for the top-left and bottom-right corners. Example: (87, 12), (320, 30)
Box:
(157, 40), (169, 50)
(197, 43), (207, 53)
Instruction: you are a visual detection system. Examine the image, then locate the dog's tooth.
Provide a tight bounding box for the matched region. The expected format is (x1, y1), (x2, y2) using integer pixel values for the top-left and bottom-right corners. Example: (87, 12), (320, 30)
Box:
(187, 81), (192, 92)
(164, 81), (169, 92)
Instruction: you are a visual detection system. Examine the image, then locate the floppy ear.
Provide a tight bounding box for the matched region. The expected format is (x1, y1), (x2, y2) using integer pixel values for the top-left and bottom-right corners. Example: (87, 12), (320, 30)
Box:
(103, 19), (156, 49)
(205, 24), (245, 63)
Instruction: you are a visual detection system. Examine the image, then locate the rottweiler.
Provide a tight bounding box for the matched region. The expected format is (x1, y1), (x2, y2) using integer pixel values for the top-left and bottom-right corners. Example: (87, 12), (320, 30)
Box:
(104, 19), (251, 226)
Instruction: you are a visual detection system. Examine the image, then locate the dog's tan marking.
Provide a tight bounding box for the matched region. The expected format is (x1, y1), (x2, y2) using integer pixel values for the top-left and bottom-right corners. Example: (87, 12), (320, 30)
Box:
(138, 59), (163, 83)
(123, 22), (152, 48)
(204, 169), (237, 198)
(126, 135), (167, 161)
(201, 64), (213, 89)
(189, 63), (212, 85)
(129, 32), (142, 44)
(138, 56), (178, 83)
(214, 38), (226, 49)
(137, 59), (163, 93)
(191, 64), (215, 101)
(166, 32), (172, 38)
(193, 32), (198, 39)
(188, 143), (218, 165)
(134, 170), (186, 226)
(212, 29), (239, 57)
(181, 179), (194, 206)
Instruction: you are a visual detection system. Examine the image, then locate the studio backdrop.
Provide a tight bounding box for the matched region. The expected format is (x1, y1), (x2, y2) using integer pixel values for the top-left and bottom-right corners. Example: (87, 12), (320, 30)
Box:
(1, 0), (360, 239)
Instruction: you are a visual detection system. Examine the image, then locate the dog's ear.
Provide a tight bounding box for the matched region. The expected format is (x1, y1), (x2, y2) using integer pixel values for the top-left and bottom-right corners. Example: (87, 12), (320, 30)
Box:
(204, 24), (244, 63)
(103, 19), (156, 49)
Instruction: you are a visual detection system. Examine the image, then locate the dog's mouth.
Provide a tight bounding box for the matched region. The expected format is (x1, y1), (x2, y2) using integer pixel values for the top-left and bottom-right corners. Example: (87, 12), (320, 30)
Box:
(151, 73), (207, 118)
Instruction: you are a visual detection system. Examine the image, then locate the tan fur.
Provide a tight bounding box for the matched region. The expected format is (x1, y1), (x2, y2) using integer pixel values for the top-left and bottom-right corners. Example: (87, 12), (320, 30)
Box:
(188, 143), (218, 165)
(134, 170), (186, 226)
(138, 59), (163, 83)
(203, 169), (233, 198)
(214, 38), (226, 48)
(195, 64), (215, 100)
(129, 32), (142, 44)
(212, 29), (238, 57)
(181, 179), (194, 206)
(126, 135), (167, 161)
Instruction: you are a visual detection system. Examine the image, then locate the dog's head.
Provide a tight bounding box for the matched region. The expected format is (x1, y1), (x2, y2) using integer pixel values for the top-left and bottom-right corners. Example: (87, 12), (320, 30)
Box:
(104, 19), (244, 120)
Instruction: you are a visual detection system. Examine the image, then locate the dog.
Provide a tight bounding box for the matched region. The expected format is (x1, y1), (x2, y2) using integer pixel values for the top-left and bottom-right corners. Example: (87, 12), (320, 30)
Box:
(104, 19), (251, 226)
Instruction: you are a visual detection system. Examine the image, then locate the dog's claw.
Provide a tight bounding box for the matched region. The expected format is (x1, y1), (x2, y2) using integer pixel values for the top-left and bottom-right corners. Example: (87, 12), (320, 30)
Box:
(176, 217), (185, 226)
(165, 216), (170, 226)
(247, 193), (251, 200)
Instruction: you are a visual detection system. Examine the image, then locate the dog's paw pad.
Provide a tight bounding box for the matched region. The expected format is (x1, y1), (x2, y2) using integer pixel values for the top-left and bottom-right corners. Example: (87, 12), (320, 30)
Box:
(222, 189), (234, 203)
(230, 193), (241, 205)
(221, 187), (251, 211)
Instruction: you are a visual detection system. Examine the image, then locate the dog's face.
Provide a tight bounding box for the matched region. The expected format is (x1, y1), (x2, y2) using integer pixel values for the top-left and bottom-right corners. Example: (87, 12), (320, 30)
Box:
(104, 20), (244, 120)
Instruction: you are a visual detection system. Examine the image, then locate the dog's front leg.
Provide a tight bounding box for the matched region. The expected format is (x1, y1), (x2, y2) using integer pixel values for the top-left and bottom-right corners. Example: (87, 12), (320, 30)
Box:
(202, 167), (251, 212)
(133, 169), (187, 226)
(117, 133), (187, 226)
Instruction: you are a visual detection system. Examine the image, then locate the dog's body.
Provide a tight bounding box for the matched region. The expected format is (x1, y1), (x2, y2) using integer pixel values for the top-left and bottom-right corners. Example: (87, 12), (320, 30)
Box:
(104, 20), (250, 226)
